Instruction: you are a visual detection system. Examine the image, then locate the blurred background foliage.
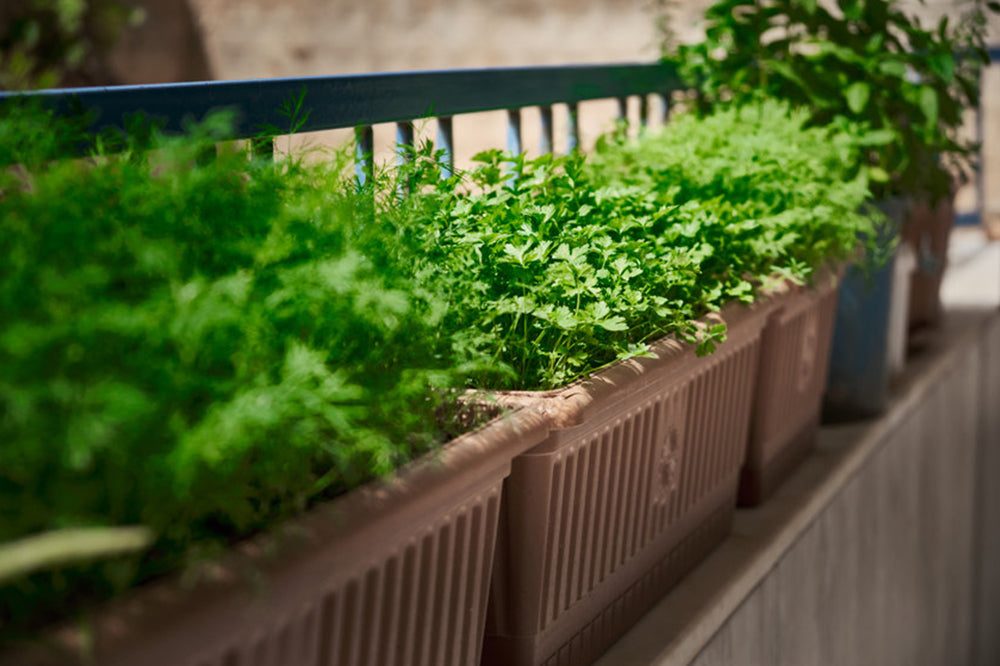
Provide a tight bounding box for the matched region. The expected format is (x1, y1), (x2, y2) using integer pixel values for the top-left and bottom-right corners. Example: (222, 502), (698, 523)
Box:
(0, 0), (143, 90)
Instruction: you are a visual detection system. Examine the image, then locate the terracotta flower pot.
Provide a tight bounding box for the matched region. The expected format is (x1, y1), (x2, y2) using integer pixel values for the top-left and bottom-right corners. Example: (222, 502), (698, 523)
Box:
(823, 199), (918, 422)
(902, 195), (954, 331)
(739, 268), (840, 506)
(481, 302), (773, 666)
(6, 409), (550, 666)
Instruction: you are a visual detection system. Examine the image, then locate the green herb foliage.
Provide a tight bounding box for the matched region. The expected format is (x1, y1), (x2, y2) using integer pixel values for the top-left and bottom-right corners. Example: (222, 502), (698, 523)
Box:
(383, 100), (874, 390)
(1, 97), (876, 638)
(389, 147), (703, 389)
(669, 0), (997, 201)
(0, 107), (461, 636)
(588, 101), (878, 278)
(1, 0), (141, 90)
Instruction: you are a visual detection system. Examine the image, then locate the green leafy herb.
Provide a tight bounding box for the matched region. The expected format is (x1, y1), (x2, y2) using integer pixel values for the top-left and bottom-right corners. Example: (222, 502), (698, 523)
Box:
(666, 0), (997, 202)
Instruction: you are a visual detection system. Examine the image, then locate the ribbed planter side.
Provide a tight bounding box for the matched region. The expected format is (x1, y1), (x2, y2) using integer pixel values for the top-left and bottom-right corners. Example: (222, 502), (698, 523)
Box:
(482, 303), (772, 666)
(739, 270), (840, 506)
(902, 195), (954, 331)
(8, 409), (550, 666)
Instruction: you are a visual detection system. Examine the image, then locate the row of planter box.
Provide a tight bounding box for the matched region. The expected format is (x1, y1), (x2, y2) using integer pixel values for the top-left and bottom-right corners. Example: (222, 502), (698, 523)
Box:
(10, 267), (845, 666)
(15, 185), (953, 666)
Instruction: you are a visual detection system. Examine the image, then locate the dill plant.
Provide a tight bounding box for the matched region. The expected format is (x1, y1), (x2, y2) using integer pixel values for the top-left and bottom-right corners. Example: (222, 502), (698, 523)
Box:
(0, 106), (462, 636)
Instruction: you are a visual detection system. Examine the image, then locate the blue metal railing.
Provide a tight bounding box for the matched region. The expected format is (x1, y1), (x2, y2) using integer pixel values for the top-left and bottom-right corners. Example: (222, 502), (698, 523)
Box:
(2, 51), (997, 217)
(0, 62), (682, 181)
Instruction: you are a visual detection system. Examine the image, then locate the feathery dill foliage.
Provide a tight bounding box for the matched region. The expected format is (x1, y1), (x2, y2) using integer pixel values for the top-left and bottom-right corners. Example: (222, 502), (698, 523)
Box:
(0, 106), (462, 633)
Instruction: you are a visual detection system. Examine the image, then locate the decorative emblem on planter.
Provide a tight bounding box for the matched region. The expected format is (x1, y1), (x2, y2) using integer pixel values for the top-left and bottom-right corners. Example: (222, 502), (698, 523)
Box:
(796, 307), (820, 393)
(661, 426), (681, 492)
(651, 391), (687, 508)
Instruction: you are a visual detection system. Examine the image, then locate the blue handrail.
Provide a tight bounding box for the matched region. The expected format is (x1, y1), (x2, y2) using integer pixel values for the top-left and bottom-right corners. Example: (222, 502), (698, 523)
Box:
(3, 52), (996, 206)
(0, 62), (682, 174)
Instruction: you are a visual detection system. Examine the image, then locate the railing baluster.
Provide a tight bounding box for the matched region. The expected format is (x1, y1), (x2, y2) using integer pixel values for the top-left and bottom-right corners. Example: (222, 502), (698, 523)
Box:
(507, 108), (523, 155)
(396, 121), (417, 196)
(640, 94), (651, 133)
(250, 136), (275, 161)
(396, 121), (415, 166)
(659, 93), (671, 124)
(355, 124), (374, 186)
(506, 109), (523, 186)
(617, 96), (630, 141)
(437, 115), (455, 177)
(567, 102), (580, 153)
(540, 105), (555, 155)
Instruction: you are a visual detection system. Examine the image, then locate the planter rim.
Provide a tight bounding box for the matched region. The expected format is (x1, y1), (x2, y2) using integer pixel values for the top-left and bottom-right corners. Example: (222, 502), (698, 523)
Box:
(758, 263), (842, 299)
(484, 283), (777, 664)
(505, 265), (845, 432)
(492, 295), (778, 430)
(8, 405), (550, 665)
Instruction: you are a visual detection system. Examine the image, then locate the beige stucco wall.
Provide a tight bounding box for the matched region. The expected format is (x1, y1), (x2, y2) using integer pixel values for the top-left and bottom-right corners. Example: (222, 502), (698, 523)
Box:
(181, 0), (998, 215)
(188, 0), (671, 78)
(182, 0), (697, 163)
(184, 0), (1000, 79)
(107, 0), (999, 216)
(105, 0), (212, 85)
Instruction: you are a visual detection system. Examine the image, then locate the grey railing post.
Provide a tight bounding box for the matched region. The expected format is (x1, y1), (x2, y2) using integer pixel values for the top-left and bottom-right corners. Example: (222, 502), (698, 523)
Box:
(540, 105), (555, 155)
(355, 124), (374, 186)
(507, 108), (523, 155)
(658, 92), (671, 124)
(437, 115), (454, 176)
(567, 102), (580, 153)
(250, 136), (275, 161)
(617, 96), (628, 122)
(506, 108), (523, 184)
(396, 121), (415, 166)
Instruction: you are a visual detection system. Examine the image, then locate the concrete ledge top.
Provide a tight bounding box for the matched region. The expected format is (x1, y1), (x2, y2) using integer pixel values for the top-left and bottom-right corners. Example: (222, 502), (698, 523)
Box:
(595, 230), (1000, 666)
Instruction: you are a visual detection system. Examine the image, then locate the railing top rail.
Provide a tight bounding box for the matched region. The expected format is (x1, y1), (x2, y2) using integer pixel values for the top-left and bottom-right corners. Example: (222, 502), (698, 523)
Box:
(0, 62), (680, 139)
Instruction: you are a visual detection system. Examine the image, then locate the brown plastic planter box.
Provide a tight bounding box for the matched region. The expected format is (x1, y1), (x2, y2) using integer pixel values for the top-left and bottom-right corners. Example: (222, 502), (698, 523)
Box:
(739, 269), (840, 506)
(902, 195), (954, 331)
(8, 408), (549, 666)
(482, 302), (772, 666)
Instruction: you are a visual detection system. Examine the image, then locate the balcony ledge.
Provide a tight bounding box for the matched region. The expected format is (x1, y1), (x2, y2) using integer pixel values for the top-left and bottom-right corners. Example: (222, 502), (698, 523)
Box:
(597, 228), (1000, 666)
